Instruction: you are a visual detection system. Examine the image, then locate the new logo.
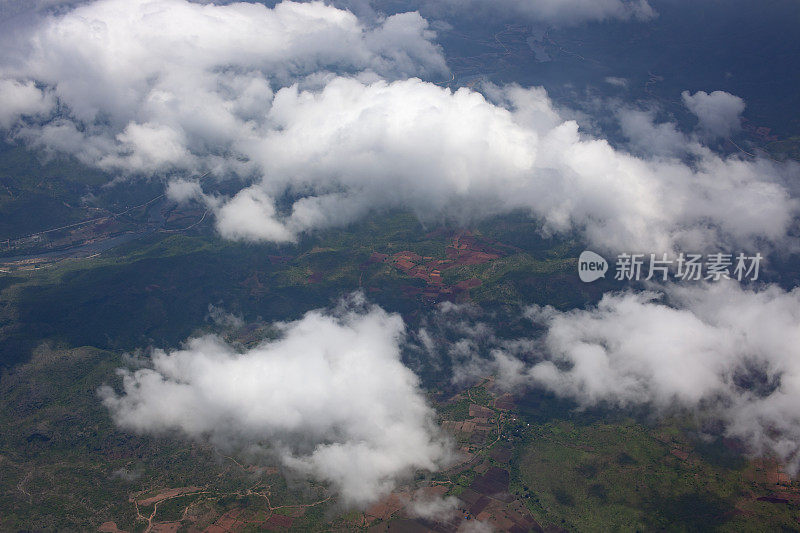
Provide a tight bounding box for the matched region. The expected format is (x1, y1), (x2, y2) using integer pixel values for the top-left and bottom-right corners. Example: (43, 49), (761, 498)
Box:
(578, 250), (608, 282)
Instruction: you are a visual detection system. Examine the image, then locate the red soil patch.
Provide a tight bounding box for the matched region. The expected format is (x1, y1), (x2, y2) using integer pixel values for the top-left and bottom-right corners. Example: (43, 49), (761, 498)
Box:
(493, 393), (515, 411)
(98, 522), (126, 533)
(240, 273), (267, 295)
(136, 486), (203, 506)
(470, 467), (510, 495)
(366, 493), (406, 521)
(469, 405), (494, 419)
(263, 514), (294, 530)
(670, 448), (689, 461)
(378, 231), (503, 302)
(205, 508), (246, 532)
(455, 278), (482, 291)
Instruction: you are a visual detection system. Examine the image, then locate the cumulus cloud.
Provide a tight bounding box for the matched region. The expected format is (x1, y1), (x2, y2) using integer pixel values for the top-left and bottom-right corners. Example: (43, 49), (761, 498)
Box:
(223, 78), (797, 252)
(682, 90), (746, 139)
(0, 0), (797, 255)
(0, 0), (446, 169)
(99, 295), (453, 506)
(491, 282), (800, 473)
(214, 186), (297, 242)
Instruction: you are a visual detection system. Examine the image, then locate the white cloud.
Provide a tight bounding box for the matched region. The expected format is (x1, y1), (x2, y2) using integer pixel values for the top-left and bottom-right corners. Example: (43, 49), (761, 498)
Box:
(100, 295), (453, 506)
(6, 0), (798, 510)
(103, 122), (193, 172)
(228, 78), (797, 253)
(604, 76), (628, 88)
(408, 491), (460, 521)
(682, 90), (745, 139)
(165, 178), (204, 203)
(0, 0), (797, 255)
(206, 304), (244, 329)
(0, 0), (446, 171)
(617, 107), (692, 157)
(492, 282), (800, 473)
(0, 78), (54, 128)
(215, 186), (296, 242)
